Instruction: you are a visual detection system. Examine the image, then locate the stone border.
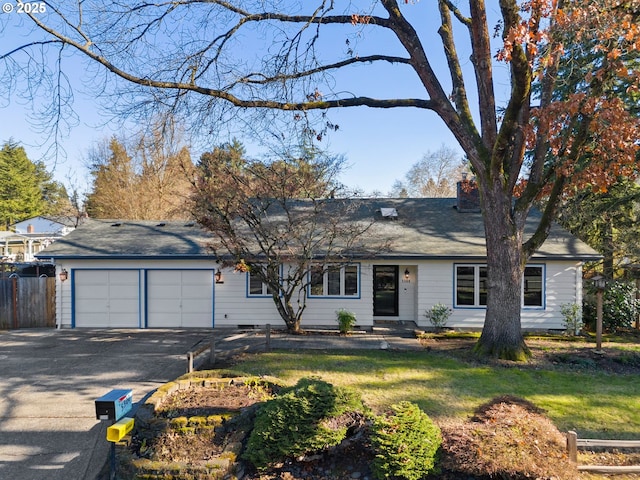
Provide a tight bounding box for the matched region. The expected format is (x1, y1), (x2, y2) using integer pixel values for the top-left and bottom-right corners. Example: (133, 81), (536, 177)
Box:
(119, 373), (262, 480)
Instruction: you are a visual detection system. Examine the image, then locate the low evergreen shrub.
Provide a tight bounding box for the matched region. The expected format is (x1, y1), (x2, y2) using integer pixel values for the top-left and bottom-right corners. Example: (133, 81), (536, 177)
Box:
(583, 280), (640, 332)
(242, 377), (365, 470)
(371, 401), (442, 480)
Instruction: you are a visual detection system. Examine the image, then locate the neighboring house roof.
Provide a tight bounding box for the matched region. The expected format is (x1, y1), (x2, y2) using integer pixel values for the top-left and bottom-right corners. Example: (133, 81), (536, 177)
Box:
(12, 215), (80, 235)
(37, 198), (600, 261)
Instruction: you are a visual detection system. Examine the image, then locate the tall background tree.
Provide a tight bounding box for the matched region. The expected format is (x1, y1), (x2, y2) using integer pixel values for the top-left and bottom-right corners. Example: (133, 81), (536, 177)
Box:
(550, 8), (640, 281)
(0, 141), (68, 229)
(558, 180), (640, 279)
(2, 1), (639, 358)
(390, 145), (466, 198)
(86, 125), (193, 219)
(192, 141), (380, 333)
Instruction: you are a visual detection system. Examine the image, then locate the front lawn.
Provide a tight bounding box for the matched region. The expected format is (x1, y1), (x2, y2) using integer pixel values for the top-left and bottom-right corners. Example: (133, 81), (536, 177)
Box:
(232, 340), (640, 439)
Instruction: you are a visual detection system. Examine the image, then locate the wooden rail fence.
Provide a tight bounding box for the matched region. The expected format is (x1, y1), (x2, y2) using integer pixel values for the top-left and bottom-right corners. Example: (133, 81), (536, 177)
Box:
(186, 325), (272, 373)
(567, 430), (640, 474)
(0, 277), (55, 329)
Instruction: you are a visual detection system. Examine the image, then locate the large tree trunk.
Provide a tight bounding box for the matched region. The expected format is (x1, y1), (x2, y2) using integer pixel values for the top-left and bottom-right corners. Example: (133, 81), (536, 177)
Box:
(474, 188), (531, 360)
(273, 293), (303, 334)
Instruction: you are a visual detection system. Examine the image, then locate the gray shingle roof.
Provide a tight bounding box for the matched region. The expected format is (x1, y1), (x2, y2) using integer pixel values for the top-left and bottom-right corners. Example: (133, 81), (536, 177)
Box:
(37, 219), (212, 259)
(36, 198), (600, 261)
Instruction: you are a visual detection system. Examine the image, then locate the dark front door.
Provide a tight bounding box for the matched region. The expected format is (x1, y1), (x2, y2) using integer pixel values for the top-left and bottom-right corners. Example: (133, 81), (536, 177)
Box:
(373, 265), (399, 316)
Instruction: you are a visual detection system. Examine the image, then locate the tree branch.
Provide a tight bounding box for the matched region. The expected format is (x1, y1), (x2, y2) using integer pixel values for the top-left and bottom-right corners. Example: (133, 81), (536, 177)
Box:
(468, 0), (498, 150)
(236, 55), (412, 86)
(492, 0), (531, 184)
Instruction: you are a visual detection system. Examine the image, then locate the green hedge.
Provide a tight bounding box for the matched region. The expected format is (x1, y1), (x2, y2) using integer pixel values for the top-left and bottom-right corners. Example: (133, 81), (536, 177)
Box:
(371, 401), (442, 480)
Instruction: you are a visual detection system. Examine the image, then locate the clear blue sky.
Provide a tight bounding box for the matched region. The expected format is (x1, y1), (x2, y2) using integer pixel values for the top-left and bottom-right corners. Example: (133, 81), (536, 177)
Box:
(1, 3), (484, 196)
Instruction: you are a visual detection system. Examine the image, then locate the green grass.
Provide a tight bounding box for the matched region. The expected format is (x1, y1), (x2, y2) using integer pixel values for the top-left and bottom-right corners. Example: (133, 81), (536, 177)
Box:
(232, 349), (640, 439)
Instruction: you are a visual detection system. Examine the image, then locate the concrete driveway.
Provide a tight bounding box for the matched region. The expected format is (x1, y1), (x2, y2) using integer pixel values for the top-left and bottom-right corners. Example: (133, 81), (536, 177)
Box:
(0, 328), (217, 480)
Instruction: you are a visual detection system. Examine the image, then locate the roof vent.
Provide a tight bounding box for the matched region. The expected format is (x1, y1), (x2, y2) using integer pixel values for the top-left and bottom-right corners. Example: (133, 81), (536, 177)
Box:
(380, 208), (398, 219)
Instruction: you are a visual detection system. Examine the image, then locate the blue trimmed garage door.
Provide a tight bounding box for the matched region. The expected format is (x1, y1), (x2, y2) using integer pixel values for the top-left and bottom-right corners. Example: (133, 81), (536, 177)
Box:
(146, 270), (214, 328)
(74, 270), (140, 328)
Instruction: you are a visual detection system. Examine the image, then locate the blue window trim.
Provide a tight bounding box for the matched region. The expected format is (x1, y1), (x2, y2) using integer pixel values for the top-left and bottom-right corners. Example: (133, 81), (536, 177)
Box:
(307, 263), (361, 299)
(452, 263), (546, 310)
(522, 264), (546, 310)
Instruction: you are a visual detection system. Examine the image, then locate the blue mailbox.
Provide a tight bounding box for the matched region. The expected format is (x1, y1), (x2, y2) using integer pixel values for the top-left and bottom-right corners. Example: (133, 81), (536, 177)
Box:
(95, 389), (133, 421)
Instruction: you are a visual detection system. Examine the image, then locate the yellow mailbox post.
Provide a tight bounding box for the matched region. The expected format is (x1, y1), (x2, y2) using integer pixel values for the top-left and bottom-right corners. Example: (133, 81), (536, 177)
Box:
(95, 389), (134, 480)
(107, 416), (135, 442)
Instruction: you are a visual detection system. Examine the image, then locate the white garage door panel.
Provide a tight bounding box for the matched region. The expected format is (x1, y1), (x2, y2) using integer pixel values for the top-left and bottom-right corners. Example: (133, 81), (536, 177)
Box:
(147, 270), (213, 328)
(74, 270), (140, 328)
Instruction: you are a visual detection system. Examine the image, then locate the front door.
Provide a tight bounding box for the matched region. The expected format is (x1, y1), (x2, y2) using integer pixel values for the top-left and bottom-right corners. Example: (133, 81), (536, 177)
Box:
(373, 265), (399, 316)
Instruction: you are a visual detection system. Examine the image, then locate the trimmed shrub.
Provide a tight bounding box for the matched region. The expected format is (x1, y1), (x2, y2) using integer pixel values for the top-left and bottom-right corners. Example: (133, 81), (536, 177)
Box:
(242, 377), (365, 470)
(424, 303), (452, 329)
(336, 309), (357, 334)
(560, 302), (583, 336)
(371, 401), (442, 480)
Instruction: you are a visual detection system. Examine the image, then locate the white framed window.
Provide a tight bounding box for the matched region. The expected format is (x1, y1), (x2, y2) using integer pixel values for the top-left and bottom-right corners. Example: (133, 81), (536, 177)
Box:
(454, 264), (544, 308)
(247, 269), (273, 297)
(308, 264), (359, 298)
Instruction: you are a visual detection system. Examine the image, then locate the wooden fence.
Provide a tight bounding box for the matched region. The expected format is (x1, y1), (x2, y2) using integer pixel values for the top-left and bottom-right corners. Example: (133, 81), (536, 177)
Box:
(0, 277), (56, 329)
(567, 430), (640, 474)
(186, 325), (273, 373)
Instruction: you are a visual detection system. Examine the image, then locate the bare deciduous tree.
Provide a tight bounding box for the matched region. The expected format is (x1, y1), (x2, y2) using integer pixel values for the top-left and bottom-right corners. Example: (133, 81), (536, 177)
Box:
(390, 145), (466, 198)
(192, 142), (382, 333)
(85, 122), (193, 219)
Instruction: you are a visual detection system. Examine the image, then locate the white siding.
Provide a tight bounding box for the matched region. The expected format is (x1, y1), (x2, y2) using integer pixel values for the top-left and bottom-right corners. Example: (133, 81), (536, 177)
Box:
(415, 260), (583, 330)
(213, 264), (375, 328)
(212, 268), (283, 327)
(55, 258), (583, 331)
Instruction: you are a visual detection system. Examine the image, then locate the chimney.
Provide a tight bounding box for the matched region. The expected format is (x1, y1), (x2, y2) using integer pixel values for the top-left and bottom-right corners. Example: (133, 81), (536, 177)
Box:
(27, 224), (34, 233)
(456, 176), (481, 213)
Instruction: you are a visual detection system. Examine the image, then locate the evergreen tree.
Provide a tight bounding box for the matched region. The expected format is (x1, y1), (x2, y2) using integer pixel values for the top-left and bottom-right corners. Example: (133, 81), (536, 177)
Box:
(0, 141), (66, 229)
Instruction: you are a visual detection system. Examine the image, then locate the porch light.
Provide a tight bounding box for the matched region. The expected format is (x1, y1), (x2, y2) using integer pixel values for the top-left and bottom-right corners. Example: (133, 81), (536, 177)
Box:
(59, 269), (68, 282)
(215, 270), (224, 284)
(404, 268), (410, 280)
